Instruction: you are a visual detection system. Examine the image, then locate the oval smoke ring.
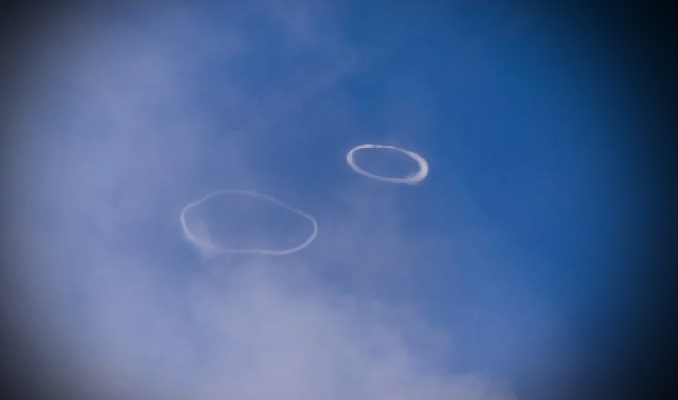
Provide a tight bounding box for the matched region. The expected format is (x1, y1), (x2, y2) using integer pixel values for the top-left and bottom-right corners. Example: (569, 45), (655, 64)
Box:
(346, 144), (429, 184)
(179, 190), (318, 256)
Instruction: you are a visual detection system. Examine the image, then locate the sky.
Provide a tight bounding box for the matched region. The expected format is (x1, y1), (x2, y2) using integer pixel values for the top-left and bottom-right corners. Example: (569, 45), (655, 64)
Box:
(0, 1), (670, 400)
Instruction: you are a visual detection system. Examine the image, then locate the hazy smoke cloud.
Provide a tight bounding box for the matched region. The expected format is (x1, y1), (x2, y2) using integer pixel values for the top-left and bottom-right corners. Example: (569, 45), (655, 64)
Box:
(3, 2), (517, 399)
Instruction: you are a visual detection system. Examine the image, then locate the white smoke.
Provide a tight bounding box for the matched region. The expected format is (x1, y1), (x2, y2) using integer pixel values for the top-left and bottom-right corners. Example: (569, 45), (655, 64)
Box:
(180, 189), (318, 257)
(3, 2), (518, 399)
(346, 144), (430, 185)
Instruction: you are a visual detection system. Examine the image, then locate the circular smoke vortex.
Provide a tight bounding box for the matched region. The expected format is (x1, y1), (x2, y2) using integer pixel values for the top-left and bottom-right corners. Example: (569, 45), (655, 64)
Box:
(346, 144), (429, 184)
(179, 190), (318, 256)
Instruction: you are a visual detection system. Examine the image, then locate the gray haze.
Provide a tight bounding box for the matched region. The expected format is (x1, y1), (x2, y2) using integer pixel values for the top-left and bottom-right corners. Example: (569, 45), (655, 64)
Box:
(4, 2), (518, 399)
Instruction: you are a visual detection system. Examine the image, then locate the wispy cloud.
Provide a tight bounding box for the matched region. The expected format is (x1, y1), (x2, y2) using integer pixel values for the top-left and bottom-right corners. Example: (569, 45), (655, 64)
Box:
(4, 2), (518, 399)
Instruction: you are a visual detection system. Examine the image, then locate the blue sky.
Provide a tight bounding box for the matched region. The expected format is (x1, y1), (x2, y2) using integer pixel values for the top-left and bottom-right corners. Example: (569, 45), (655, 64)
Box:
(3, 1), (648, 399)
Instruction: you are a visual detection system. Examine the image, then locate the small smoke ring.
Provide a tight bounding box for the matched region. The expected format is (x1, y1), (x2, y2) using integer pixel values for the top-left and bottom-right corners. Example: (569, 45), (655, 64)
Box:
(179, 189), (318, 256)
(346, 144), (429, 184)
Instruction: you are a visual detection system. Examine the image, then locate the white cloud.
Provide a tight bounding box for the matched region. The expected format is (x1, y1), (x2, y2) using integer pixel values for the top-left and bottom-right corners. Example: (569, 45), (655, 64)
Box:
(3, 2), (518, 399)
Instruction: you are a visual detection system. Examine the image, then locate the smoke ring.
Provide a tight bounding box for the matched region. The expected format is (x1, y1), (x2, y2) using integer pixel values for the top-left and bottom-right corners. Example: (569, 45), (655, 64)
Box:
(346, 144), (429, 184)
(179, 189), (318, 256)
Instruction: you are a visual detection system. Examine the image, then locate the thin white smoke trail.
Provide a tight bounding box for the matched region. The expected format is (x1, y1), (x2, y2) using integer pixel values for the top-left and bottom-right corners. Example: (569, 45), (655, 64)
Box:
(346, 144), (429, 185)
(179, 189), (318, 256)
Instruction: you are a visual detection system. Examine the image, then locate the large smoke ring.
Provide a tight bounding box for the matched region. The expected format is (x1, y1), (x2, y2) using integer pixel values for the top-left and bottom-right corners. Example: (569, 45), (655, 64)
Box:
(179, 190), (318, 256)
